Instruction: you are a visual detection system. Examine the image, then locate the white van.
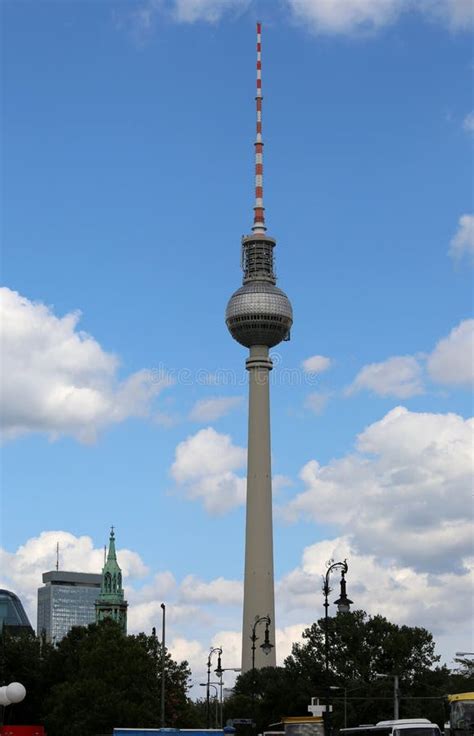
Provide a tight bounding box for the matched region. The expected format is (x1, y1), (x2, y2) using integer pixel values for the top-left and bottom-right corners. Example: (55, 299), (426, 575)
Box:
(340, 718), (441, 736)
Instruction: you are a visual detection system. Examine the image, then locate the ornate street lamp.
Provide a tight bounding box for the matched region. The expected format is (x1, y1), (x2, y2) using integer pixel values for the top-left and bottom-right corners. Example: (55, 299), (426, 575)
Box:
(250, 615), (274, 726)
(323, 560), (353, 736)
(206, 647), (223, 729)
(0, 682), (26, 727)
(201, 683), (220, 728)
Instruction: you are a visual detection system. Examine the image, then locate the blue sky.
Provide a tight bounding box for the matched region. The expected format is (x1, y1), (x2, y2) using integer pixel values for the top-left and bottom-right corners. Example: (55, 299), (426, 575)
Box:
(1, 0), (473, 683)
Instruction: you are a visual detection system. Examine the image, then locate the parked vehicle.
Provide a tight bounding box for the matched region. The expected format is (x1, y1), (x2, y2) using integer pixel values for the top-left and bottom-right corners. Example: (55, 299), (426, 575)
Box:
(445, 693), (474, 736)
(340, 718), (441, 736)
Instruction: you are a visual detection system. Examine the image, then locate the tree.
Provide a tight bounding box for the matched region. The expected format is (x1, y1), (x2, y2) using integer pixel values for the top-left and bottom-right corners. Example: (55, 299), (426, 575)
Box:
(284, 610), (453, 728)
(1, 628), (54, 725)
(3, 619), (191, 735)
(224, 665), (324, 733)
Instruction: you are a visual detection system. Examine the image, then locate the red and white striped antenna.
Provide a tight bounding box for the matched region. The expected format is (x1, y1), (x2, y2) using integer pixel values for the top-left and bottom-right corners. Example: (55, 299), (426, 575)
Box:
(252, 21), (266, 233)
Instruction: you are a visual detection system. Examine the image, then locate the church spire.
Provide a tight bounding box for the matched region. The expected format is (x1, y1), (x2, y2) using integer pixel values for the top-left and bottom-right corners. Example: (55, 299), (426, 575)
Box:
(107, 526), (117, 561)
(95, 526), (128, 633)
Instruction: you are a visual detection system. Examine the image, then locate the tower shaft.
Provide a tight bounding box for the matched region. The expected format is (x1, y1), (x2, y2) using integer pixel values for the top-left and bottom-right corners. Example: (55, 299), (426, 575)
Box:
(242, 345), (276, 672)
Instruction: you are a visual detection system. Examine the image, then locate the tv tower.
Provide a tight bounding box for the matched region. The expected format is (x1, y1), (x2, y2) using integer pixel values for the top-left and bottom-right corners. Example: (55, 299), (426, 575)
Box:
(226, 22), (293, 672)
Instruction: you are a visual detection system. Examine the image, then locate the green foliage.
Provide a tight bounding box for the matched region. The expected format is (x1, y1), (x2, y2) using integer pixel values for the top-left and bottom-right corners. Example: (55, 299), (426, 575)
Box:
(226, 610), (470, 732)
(1, 619), (192, 735)
(1, 628), (54, 723)
(225, 665), (320, 731)
(3, 612), (474, 734)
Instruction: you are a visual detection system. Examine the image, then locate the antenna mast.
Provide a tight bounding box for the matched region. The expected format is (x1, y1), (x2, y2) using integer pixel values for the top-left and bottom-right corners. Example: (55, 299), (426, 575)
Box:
(56, 542), (59, 571)
(253, 22), (266, 233)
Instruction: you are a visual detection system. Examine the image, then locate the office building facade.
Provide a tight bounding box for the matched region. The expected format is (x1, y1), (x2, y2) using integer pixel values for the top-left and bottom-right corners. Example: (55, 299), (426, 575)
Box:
(37, 571), (101, 643)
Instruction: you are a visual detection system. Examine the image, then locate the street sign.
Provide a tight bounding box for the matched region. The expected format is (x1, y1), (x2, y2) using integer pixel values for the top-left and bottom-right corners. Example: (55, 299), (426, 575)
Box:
(232, 719), (255, 725)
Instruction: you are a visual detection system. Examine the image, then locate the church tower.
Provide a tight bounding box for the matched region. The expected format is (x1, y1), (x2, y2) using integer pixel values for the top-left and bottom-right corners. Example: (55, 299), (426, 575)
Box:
(95, 527), (128, 633)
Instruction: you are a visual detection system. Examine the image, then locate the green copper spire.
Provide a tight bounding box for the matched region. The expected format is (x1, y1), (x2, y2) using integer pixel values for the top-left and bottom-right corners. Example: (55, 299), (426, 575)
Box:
(95, 527), (128, 633)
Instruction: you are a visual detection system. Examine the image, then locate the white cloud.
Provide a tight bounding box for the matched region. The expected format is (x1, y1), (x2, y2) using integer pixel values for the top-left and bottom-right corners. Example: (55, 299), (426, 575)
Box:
(2, 526), (473, 680)
(347, 355), (424, 398)
(281, 406), (474, 574)
(301, 355), (332, 374)
(0, 288), (173, 443)
(277, 536), (474, 645)
(189, 396), (243, 422)
(172, 0), (250, 23)
(286, 0), (473, 35)
(304, 391), (331, 415)
(346, 319), (473, 398)
(427, 319), (474, 387)
(129, 0), (248, 35)
(180, 575), (242, 606)
(0, 531), (148, 626)
(449, 214), (474, 262)
(463, 111), (474, 134)
(170, 427), (246, 514)
(287, 0), (403, 35)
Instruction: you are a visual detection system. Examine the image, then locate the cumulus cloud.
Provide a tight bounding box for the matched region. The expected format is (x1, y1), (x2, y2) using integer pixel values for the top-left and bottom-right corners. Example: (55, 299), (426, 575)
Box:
(170, 427), (246, 514)
(281, 406), (473, 574)
(346, 319), (472, 398)
(180, 575), (242, 606)
(286, 0), (473, 35)
(0, 531), (148, 625)
(189, 396), (243, 422)
(347, 355), (424, 398)
(301, 355), (332, 374)
(2, 526), (473, 677)
(427, 319), (474, 387)
(0, 288), (172, 443)
(449, 214), (474, 263)
(277, 536), (474, 643)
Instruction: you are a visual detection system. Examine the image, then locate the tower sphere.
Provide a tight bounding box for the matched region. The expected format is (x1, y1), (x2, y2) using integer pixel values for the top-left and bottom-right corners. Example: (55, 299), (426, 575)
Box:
(226, 280), (293, 348)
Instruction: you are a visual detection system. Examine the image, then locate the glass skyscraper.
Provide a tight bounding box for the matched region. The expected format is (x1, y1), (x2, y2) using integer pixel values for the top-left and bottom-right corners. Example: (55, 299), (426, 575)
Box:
(37, 571), (102, 643)
(0, 589), (33, 634)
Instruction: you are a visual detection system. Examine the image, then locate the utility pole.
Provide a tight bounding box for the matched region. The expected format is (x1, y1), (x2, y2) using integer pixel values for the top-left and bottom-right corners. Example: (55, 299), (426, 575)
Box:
(160, 603), (166, 727)
(394, 674), (400, 720)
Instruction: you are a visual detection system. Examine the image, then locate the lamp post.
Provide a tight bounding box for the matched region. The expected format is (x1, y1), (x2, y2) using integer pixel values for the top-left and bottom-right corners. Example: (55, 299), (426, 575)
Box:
(323, 561), (353, 736)
(207, 647), (223, 729)
(330, 686), (347, 728)
(250, 615), (274, 726)
(160, 603), (166, 728)
(215, 667), (241, 728)
(375, 673), (400, 720)
(201, 683), (220, 727)
(0, 682), (26, 726)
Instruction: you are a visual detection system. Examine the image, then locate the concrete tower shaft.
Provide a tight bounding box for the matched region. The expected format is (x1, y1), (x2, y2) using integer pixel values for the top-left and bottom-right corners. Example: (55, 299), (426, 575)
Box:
(225, 23), (293, 672)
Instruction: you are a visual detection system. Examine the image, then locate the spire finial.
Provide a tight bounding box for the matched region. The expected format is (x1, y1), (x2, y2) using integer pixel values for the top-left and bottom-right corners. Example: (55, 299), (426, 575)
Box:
(252, 21), (266, 233)
(107, 526), (117, 561)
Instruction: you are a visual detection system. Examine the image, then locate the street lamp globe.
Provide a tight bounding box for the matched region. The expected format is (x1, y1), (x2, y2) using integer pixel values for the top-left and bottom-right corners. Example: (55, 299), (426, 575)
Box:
(6, 682), (26, 704)
(0, 687), (11, 706)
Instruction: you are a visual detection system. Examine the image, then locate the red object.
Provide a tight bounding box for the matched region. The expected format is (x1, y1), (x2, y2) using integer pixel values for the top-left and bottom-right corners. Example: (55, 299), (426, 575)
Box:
(0, 727), (45, 736)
